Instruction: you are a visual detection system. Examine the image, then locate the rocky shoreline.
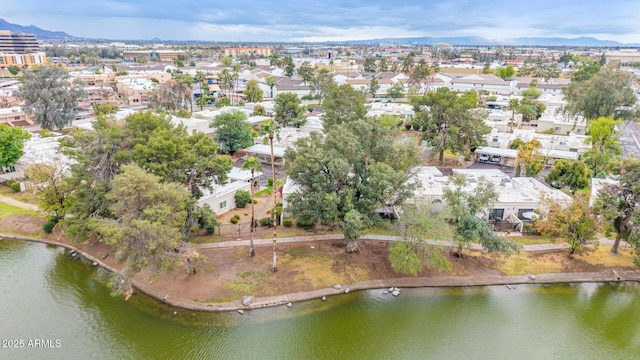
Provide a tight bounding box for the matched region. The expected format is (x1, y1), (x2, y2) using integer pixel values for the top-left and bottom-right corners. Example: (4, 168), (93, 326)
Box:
(3, 233), (640, 313)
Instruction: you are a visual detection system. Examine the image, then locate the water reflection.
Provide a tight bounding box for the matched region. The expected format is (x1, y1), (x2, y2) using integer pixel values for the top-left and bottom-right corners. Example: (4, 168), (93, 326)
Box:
(1, 240), (639, 360)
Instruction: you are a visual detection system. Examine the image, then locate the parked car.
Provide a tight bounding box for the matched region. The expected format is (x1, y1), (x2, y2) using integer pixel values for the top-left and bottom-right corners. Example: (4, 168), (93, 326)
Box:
(490, 155), (501, 163)
(479, 154), (490, 162)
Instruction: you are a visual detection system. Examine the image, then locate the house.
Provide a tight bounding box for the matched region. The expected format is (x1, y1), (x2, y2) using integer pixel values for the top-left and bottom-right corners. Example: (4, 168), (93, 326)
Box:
(197, 180), (251, 215)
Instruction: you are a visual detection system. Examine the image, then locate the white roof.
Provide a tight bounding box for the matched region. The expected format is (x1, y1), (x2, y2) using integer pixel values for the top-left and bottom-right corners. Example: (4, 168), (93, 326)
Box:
(474, 146), (518, 158)
(198, 181), (250, 202)
(244, 144), (286, 158)
(535, 148), (579, 160)
(228, 166), (263, 182)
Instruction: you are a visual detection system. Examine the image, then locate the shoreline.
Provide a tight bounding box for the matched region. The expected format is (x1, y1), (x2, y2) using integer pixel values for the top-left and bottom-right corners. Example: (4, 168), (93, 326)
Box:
(3, 233), (640, 313)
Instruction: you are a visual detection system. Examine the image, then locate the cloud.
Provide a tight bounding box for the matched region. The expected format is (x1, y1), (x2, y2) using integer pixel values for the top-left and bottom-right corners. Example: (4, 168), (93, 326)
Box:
(1, 0), (639, 43)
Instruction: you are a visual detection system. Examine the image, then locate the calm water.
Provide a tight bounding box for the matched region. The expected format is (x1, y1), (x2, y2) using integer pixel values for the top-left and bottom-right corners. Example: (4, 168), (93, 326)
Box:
(1, 239), (639, 360)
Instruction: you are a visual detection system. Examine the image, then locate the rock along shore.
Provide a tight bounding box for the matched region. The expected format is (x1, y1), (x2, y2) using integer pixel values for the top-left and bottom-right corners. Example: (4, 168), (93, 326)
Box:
(2, 233), (639, 313)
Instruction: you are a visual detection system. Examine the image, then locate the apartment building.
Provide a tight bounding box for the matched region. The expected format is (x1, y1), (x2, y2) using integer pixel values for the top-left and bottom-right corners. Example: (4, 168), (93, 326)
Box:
(0, 52), (47, 70)
(224, 47), (271, 58)
(0, 107), (32, 127)
(0, 30), (39, 53)
(122, 50), (186, 61)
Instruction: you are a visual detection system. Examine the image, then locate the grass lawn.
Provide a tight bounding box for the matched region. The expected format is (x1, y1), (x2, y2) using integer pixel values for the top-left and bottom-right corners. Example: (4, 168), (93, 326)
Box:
(0, 202), (39, 220)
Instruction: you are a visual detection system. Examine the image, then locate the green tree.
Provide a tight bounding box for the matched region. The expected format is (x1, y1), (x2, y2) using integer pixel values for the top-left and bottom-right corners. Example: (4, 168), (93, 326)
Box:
(17, 66), (87, 130)
(297, 61), (314, 85)
(386, 82), (404, 102)
(265, 75), (277, 98)
(243, 79), (263, 103)
(196, 93), (209, 111)
(148, 80), (188, 113)
(221, 56), (233, 68)
(563, 66), (637, 121)
(0, 124), (31, 169)
(274, 92), (306, 127)
(7, 65), (20, 76)
(544, 159), (591, 191)
(363, 57), (377, 73)
(507, 98), (520, 133)
(379, 57), (388, 72)
(582, 116), (622, 177)
(91, 102), (119, 116)
(242, 156), (263, 257)
(285, 117), (418, 253)
(537, 194), (599, 256)
(443, 174), (521, 256)
(496, 65), (515, 80)
(212, 110), (253, 154)
(25, 160), (73, 222)
(283, 57), (295, 77)
(90, 164), (191, 293)
(389, 203), (452, 275)
(517, 139), (544, 177)
(234, 190), (251, 208)
(61, 112), (231, 239)
(411, 88), (490, 164)
(309, 68), (333, 104)
(594, 158), (640, 257)
(368, 75), (380, 98)
(321, 83), (367, 130)
(259, 119), (281, 271)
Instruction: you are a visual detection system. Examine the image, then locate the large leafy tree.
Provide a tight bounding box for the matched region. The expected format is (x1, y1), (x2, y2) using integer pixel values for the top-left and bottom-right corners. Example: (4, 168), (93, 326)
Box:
(544, 159), (591, 192)
(582, 116), (621, 177)
(241, 156), (263, 257)
(243, 79), (263, 103)
(297, 61), (314, 85)
(274, 92), (306, 127)
(285, 117), (418, 253)
(91, 164), (192, 294)
(0, 124), (31, 169)
(61, 111), (231, 239)
(148, 79), (189, 113)
(595, 158), (640, 258)
(386, 82), (404, 102)
(309, 68), (333, 104)
(563, 66), (637, 122)
(212, 110), (253, 154)
(537, 194), (599, 256)
(411, 88), (490, 163)
(18, 66), (87, 130)
(517, 139), (544, 177)
(443, 174), (521, 256)
(265, 75), (277, 98)
(389, 204), (452, 276)
(321, 83), (367, 130)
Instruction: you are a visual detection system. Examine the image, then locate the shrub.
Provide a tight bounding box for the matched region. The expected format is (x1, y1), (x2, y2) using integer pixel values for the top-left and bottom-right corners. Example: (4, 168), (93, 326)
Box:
(43, 219), (57, 234)
(267, 177), (274, 187)
(6, 179), (20, 192)
(233, 214), (240, 220)
(260, 217), (274, 227)
(296, 217), (316, 228)
(176, 109), (191, 118)
(283, 218), (293, 227)
(234, 190), (251, 208)
(216, 97), (231, 108)
(230, 217), (239, 224)
(204, 224), (216, 235)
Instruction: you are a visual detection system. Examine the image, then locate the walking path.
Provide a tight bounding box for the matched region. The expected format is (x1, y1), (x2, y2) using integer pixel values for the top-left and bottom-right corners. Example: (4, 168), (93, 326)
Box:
(0, 194), (39, 211)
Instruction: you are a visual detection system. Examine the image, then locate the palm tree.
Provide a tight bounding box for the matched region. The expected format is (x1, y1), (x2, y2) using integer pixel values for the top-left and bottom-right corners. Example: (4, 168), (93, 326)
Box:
(242, 156), (263, 257)
(233, 63), (240, 104)
(196, 93), (208, 111)
(507, 98), (520, 133)
(259, 119), (281, 272)
(265, 75), (277, 98)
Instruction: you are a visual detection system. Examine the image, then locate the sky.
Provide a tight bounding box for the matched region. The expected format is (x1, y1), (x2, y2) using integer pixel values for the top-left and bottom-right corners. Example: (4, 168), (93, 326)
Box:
(2, 0), (640, 43)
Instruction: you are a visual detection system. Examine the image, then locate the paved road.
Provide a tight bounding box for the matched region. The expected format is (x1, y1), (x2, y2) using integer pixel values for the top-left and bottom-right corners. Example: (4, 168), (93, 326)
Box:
(619, 121), (640, 158)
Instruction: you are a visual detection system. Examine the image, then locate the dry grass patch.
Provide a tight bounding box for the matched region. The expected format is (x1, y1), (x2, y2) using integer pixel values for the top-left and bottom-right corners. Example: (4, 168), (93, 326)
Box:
(496, 254), (565, 276)
(574, 246), (635, 268)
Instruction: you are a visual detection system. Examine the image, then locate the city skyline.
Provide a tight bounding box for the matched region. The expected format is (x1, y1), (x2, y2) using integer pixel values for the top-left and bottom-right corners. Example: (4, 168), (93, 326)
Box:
(1, 0), (640, 43)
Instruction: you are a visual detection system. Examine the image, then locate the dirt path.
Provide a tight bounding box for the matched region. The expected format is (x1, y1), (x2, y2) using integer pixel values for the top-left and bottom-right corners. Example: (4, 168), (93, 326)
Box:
(0, 194), (39, 211)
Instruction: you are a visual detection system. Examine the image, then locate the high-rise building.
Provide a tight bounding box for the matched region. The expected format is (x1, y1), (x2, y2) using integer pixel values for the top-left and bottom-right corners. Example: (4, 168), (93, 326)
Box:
(0, 30), (40, 53)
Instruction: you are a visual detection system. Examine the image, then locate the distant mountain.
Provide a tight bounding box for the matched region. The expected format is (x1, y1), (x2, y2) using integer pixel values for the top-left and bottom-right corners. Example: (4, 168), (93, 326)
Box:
(341, 36), (631, 47)
(0, 18), (76, 40)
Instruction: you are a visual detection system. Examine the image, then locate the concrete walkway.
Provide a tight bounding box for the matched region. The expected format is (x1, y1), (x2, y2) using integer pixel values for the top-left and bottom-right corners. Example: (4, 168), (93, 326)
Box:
(196, 233), (621, 252)
(0, 194), (39, 211)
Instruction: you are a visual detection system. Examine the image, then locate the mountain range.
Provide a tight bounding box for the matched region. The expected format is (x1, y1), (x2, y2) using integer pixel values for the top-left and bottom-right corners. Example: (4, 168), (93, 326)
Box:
(0, 18), (76, 40)
(0, 18), (637, 46)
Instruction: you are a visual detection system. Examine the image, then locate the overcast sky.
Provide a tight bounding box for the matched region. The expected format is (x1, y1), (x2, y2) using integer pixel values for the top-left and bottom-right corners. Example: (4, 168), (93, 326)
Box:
(2, 0), (640, 43)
